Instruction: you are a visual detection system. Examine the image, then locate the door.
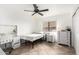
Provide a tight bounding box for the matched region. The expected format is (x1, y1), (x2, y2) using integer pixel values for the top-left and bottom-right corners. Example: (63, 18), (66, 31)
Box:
(73, 9), (79, 54)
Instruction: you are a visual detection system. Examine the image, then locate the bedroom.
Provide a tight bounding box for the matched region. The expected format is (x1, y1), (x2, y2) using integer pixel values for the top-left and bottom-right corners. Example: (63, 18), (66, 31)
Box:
(0, 4), (79, 55)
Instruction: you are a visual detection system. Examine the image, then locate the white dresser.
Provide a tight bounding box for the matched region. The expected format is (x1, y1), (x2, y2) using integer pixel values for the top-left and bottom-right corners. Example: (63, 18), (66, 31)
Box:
(58, 31), (71, 46)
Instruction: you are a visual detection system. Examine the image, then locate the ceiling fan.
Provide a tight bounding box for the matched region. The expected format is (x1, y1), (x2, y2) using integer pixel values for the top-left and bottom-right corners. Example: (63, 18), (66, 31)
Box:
(24, 4), (49, 16)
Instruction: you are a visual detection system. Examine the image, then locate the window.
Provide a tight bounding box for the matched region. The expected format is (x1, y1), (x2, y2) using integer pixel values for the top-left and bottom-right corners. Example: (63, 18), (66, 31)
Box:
(43, 21), (56, 32)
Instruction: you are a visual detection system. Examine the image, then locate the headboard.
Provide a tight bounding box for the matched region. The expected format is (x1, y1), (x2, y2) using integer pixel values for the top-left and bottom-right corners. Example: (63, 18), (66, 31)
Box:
(0, 25), (17, 35)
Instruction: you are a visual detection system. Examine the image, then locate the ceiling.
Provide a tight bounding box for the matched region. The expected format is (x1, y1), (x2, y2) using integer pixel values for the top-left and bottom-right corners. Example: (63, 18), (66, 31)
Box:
(0, 4), (79, 17)
(23, 4), (79, 17)
(35, 4), (79, 17)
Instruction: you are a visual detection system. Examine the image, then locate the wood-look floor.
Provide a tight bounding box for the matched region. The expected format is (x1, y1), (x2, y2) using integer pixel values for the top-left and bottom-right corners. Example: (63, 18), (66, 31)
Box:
(11, 41), (75, 55)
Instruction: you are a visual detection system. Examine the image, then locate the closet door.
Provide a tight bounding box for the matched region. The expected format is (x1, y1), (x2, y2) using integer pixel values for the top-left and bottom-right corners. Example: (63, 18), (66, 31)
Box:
(73, 9), (79, 54)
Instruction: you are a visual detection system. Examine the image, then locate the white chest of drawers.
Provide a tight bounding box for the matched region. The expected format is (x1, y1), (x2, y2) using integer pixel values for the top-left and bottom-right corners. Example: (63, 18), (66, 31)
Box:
(58, 31), (71, 46)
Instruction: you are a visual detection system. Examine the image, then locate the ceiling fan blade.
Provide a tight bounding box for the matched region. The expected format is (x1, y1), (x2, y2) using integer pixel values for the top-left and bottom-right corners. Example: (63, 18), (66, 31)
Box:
(38, 12), (43, 16)
(33, 4), (38, 9)
(32, 13), (37, 16)
(39, 9), (49, 12)
(24, 10), (34, 12)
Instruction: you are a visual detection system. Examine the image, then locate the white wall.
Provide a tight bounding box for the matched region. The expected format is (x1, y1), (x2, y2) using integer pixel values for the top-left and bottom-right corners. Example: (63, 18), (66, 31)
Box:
(35, 13), (72, 31)
(73, 9), (79, 54)
(0, 4), (37, 35)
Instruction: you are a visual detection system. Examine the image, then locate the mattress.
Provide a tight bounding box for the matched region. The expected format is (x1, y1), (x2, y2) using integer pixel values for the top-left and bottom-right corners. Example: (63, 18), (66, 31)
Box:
(20, 34), (44, 42)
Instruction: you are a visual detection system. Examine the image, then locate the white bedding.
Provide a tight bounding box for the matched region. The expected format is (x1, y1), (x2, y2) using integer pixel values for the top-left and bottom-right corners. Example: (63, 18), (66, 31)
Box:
(20, 34), (44, 42)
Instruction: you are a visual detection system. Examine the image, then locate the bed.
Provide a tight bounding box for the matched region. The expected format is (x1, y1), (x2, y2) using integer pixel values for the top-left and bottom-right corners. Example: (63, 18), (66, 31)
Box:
(20, 33), (44, 48)
(20, 34), (44, 42)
